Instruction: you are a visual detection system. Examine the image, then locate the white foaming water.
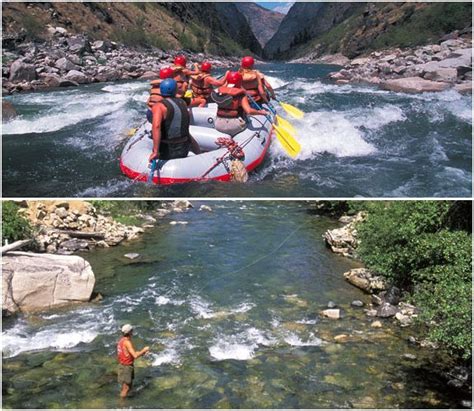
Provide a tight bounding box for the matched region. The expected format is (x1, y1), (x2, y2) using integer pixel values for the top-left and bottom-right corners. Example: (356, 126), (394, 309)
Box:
(350, 105), (406, 130)
(265, 75), (288, 90)
(101, 82), (148, 94)
(283, 332), (322, 347)
(75, 179), (134, 197)
(276, 111), (376, 161)
(155, 295), (184, 306)
(209, 327), (276, 361)
(151, 348), (180, 366)
(2, 306), (115, 358)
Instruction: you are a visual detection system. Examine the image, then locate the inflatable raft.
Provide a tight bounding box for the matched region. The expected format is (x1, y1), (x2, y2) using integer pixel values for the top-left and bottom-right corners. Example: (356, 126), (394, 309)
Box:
(120, 104), (274, 185)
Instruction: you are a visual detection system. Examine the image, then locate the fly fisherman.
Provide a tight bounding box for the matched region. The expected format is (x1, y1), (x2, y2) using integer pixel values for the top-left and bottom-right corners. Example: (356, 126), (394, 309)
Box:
(117, 324), (150, 399)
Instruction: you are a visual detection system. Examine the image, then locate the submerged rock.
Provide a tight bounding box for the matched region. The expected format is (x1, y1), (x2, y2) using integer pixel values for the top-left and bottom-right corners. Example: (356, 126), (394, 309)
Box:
(327, 301), (337, 309)
(2, 100), (17, 122)
(320, 308), (341, 320)
(351, 299), (364, 307)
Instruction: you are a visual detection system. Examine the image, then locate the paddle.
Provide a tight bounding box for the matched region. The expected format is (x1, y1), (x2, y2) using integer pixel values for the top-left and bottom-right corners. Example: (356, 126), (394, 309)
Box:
(266, 102), (297, 135)
(247, 95), (301, 158)
(263, 83), (305, 119)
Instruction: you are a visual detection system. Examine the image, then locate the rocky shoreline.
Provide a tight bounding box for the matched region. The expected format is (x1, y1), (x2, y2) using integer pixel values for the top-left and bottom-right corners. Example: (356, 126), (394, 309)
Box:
(2, 28), (237, 95)
(294, 31), (472, 94)
(331, 36), (472, 94)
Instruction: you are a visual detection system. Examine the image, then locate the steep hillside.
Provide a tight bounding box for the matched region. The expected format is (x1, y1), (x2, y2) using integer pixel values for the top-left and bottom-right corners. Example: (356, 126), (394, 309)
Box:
(235, 2), (284, 47)
(1, 2), (262, 56)
(264, 2), (360, 59)
(265, 2), (473, 60)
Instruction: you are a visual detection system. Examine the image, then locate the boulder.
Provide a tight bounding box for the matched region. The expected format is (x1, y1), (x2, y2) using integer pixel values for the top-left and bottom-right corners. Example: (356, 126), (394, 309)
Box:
(2, 100), (17, 122)
(67, 36), (92, 55)
(320, 309), (341, 320)
(2, 252), (95, 314)
(55, 57), (79, 72)
(371, 321), (382, 328)
(38, 73), (61, 87)
(319, 53), (350, 66)
(343, 268), (387, 293)
(376, 302), (398, 318)
(455, 82), (472, 94)
(423, 67), (458, 83)
(9, 59), (37, 82)
(64, 70), (89, 84)
(92, 40), (112, 52)
(59, 239), (89, 252)
(381, 77), (450, 93)
(379, 286), (401, 305)
(351, 57), (372, 66)
(58, 78), (79, 88)
(351, 300), (364, 307)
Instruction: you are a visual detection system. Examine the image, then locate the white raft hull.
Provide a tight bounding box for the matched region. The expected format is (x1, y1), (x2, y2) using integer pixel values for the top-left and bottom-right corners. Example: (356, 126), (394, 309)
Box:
(120, 104), (274, 185)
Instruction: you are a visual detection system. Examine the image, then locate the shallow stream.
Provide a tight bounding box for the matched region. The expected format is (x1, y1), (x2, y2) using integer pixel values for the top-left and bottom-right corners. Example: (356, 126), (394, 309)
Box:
(2, 203), (463, 408)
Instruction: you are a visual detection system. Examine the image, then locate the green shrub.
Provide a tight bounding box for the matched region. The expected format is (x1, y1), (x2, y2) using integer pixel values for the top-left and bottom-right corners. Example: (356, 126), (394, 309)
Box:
(22, 14), (44, 41)
(355, 201), (472, 359)
(2, 202), (32, 244)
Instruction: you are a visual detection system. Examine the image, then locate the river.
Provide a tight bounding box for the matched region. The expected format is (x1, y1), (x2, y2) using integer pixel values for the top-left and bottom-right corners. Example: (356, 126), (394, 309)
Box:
(2, 202), (464, 408)
(2, 63), (472, 198)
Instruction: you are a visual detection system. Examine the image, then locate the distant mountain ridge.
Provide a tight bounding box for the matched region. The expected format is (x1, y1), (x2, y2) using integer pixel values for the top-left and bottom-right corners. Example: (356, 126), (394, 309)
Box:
(264, 2), (473, 60)
(235, 2), (285, 47)
(2, 2), (263, 56)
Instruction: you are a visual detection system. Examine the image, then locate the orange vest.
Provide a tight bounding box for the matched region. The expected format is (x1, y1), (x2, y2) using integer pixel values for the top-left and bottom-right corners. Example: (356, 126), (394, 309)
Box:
(147, 79), (163, 108)
(240, 69), (261, 99)
(216, 86), (246, 118)
(191, 73), (212, 98)
(117, 337), (134, 366)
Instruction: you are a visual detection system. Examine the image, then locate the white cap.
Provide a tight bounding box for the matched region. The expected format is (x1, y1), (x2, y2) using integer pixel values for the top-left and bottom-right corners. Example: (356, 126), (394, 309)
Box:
(121, 324), (133, 334)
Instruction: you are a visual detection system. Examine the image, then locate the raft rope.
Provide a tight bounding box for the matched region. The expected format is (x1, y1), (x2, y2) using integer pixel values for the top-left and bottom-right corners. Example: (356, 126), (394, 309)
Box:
(195, 223), (304, 295)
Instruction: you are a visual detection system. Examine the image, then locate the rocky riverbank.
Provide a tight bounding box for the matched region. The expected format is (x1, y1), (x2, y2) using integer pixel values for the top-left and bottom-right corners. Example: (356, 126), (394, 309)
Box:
(324, 213), (421, 333)
(326, 33), (472, 94)
(12, 199), (194, 255)
(2, 28), (238, 95)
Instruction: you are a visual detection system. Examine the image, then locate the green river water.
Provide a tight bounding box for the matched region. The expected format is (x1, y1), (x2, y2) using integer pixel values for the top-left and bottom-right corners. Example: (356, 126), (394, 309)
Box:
(2, 202), (463, 408)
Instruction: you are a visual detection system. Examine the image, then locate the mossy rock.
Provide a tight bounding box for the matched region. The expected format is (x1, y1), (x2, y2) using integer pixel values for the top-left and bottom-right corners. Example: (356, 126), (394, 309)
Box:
(282, 322), (307, 332)
(152, 374), (181, 391)
(323, 373), (353, 389)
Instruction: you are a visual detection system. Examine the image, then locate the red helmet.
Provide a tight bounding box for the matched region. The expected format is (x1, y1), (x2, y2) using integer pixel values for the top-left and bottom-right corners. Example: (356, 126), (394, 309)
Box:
(241, 56), (255, 69)
(174, 55), (187, 67)
(226, 71), (242, 88)
(159, 67), (174, 79)
(201, 62), (212, 73)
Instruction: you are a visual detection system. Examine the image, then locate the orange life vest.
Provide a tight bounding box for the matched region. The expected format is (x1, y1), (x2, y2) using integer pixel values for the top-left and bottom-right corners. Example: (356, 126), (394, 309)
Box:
(117, 337), (134, 366)
(191, 73), (212, 98)
(147, 79), (163, 108)
(214, 86), (246, 118)
(240, 69), (261, 100)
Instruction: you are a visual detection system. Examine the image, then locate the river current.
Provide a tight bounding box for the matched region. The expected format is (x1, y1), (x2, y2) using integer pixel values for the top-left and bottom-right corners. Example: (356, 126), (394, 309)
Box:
(2, 203), (465, 408)
(2, 63), (472, 197)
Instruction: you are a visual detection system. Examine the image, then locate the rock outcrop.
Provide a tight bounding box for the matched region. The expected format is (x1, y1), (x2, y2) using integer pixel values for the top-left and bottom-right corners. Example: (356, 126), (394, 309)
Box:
(2, 251), (95, 314)
(327, 37), (472, 93)
(324, 212), (366, 258)
(343, 268), (387, 293)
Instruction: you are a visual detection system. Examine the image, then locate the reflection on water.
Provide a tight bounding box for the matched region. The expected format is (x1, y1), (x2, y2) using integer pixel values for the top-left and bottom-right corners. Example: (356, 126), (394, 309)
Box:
(1, 203), (465, 408)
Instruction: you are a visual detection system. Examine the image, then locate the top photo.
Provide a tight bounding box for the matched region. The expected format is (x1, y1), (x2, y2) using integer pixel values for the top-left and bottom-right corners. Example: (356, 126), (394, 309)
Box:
(2, 1), (472, 198)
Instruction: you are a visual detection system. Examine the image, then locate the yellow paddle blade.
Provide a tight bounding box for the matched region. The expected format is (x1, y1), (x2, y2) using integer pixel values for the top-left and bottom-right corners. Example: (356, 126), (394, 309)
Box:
(127, 128), (137, 137)
(276, 114), (296, 135)
(280, 101), (304, 119)
(273, 124), (301, 158)
(184, 90), (193, 99)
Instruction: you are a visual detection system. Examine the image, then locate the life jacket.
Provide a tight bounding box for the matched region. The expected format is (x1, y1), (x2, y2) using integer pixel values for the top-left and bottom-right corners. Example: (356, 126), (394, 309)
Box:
(117, 337), (134, 366)
(212, 86), (246, 119)
(240, 69), (262, 100)
(172, 65), (189, 97)
(190, 73), (212, 99)
(159, 97), (191, 159)
(147, 79), (163, 108)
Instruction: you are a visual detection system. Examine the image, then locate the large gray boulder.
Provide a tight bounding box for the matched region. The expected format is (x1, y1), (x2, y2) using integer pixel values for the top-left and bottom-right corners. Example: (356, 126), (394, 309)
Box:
(55, 57), (79, 72)
(2, 252), (95, 314)
(381, 77), (450, 93)
(67, 36), (92, 55)
(64, 70), (89, 84)
(8, 59), (37, 82)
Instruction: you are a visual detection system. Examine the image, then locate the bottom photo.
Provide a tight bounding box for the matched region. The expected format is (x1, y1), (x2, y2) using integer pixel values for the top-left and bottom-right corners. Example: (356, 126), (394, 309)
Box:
(1, 200), (472, 409)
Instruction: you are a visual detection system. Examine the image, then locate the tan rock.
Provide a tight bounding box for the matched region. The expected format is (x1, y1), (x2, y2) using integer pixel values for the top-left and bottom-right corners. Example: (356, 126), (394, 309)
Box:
(343, 268), (386, 293)
(455, 82), (472, 94)
(2, 251), (95, 314)
(381, 77), (450, 93)
(371, 321), (383, 328)
(321, 308), (341, 320)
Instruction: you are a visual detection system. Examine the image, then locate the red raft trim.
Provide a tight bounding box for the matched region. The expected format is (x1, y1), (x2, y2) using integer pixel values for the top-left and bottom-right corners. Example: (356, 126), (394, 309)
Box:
(119, 125), (273, 185)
